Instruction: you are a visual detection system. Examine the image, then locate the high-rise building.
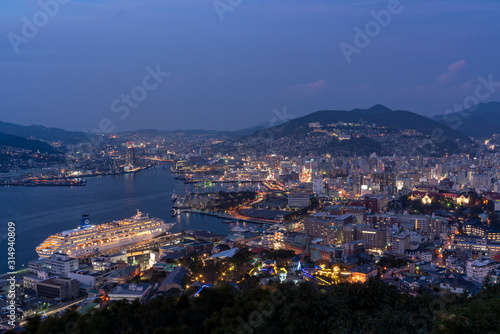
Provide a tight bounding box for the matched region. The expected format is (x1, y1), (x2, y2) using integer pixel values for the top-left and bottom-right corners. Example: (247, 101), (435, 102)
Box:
(312, 178), (325, 195)
(126, 144), (136, 168)
(359, 229), (387, 249)
(390, 232), (410, 255)
(303, 213), (353, 245)
(343, 224), (387, 248)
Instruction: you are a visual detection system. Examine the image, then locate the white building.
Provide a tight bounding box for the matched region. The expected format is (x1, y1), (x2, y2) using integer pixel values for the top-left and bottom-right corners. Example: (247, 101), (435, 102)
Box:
(108, 283), (151, 303)
(312, 178), (325, 196)
(68, 268), (108, 288)
(466, 258), (499, 283)
(92, 252), (127, 271)
(45, 253), (79, 276)
(419, 252), (433, 262)
(29, 253), (78, 277)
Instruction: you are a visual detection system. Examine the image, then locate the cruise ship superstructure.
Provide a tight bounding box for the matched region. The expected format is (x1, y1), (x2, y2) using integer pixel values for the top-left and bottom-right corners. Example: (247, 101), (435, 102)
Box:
(36, 210), (174, 258)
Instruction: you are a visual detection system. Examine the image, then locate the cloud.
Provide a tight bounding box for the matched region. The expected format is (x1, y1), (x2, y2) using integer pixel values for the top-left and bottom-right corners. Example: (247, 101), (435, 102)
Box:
(437, 60), (466, 85)
(281, 79), (327, 98)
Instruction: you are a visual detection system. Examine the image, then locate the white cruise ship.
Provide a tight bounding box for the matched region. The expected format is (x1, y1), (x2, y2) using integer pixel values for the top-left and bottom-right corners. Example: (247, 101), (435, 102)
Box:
(231, 226), (250, 233)
(36, 210), (174, 258)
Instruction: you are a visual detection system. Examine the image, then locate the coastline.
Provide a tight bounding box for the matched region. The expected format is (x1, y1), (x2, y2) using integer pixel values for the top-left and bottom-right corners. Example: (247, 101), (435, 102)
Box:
(0, 164), (156, 187)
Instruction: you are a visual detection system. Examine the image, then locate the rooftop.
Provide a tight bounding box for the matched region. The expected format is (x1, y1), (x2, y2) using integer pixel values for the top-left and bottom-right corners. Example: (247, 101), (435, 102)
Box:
(107, 265), (139, 279)
(109, 283), (151, 296)
(159, 266), (189, 288)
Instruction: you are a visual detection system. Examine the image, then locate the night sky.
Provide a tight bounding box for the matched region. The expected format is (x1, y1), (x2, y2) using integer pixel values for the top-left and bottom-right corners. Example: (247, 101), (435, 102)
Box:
(1, 0), (499, 132)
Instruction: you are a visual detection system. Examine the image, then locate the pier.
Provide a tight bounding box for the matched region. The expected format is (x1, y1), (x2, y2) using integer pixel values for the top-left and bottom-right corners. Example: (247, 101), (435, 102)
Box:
(179, 209), (279, 225)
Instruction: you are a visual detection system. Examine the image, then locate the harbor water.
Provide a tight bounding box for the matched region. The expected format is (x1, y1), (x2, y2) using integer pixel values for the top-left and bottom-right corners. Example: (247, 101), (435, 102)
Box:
(0, 165), (258, 274)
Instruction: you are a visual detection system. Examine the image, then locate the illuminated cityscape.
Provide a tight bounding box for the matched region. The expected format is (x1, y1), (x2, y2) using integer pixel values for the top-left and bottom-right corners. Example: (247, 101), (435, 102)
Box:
(1, 0), (500, 333)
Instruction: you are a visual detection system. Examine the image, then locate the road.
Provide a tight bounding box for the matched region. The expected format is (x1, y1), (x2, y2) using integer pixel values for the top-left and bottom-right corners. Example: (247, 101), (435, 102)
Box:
(19, 296), (88, 327)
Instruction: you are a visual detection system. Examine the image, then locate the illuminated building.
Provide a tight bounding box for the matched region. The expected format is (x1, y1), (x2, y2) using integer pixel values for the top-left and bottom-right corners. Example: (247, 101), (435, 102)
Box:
(390, 232), (411, 255)
(343, 240), (366, 256)
(303, 213), (353, 245)
(349, 264), (378, 283)
(126, 144), (136, 167)
(28, 253), (78, 277)
(466, 258), (499, 283)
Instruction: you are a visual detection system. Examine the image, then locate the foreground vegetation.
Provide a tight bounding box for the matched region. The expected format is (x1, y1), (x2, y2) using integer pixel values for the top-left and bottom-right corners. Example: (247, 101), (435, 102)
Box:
(11, 278), (500, 334)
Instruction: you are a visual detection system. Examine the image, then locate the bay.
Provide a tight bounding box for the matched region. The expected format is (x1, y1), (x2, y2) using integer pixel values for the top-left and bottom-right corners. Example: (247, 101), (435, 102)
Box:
(0, 165), (255, 274)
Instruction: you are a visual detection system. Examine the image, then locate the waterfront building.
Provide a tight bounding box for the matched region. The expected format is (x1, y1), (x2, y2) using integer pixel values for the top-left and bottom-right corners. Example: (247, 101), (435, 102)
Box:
(28, 253), (79, 277)
(126, 144), (136, 168)
(92, 252), (128, 271)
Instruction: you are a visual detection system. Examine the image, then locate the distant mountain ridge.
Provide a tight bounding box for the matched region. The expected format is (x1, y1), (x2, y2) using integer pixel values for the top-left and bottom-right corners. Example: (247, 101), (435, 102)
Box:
(432, 102), (500, 138)
(240, 104), (473, 155)
(252, 104), (471, 140)
(0, 131), (58, 153)
(0, 120), (87, 144)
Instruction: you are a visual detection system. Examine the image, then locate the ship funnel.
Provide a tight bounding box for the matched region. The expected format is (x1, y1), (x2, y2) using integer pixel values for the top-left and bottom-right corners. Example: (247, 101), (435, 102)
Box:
(80, 214), (91, 229)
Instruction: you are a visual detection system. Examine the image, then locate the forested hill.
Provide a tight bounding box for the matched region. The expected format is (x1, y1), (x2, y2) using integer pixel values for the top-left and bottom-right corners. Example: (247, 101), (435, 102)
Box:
(12, 279), (500, 334)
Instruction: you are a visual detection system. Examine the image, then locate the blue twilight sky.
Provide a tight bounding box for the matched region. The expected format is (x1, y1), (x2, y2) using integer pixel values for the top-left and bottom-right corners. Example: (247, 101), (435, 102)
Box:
(1, 0), (500, 132)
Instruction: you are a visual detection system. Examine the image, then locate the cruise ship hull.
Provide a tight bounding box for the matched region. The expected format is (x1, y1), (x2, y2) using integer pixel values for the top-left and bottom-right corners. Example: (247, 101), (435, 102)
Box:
(36, 212), (174, 258)
(64, 228), (168, 257)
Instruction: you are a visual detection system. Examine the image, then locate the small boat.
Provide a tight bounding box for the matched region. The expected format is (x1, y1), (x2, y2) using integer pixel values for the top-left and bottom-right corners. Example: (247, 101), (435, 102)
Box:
(222, 220), (234, 224)
(172, 190), (178, 202)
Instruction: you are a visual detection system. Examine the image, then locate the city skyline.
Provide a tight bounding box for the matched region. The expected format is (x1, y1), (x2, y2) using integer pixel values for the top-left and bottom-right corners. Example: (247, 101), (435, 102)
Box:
(4, 1), (500, 331)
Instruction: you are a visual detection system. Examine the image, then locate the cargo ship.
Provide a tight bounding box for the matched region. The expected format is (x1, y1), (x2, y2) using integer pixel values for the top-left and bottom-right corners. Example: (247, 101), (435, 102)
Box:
(23, 179), (86, 187)
(36, 210), (174, 258)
